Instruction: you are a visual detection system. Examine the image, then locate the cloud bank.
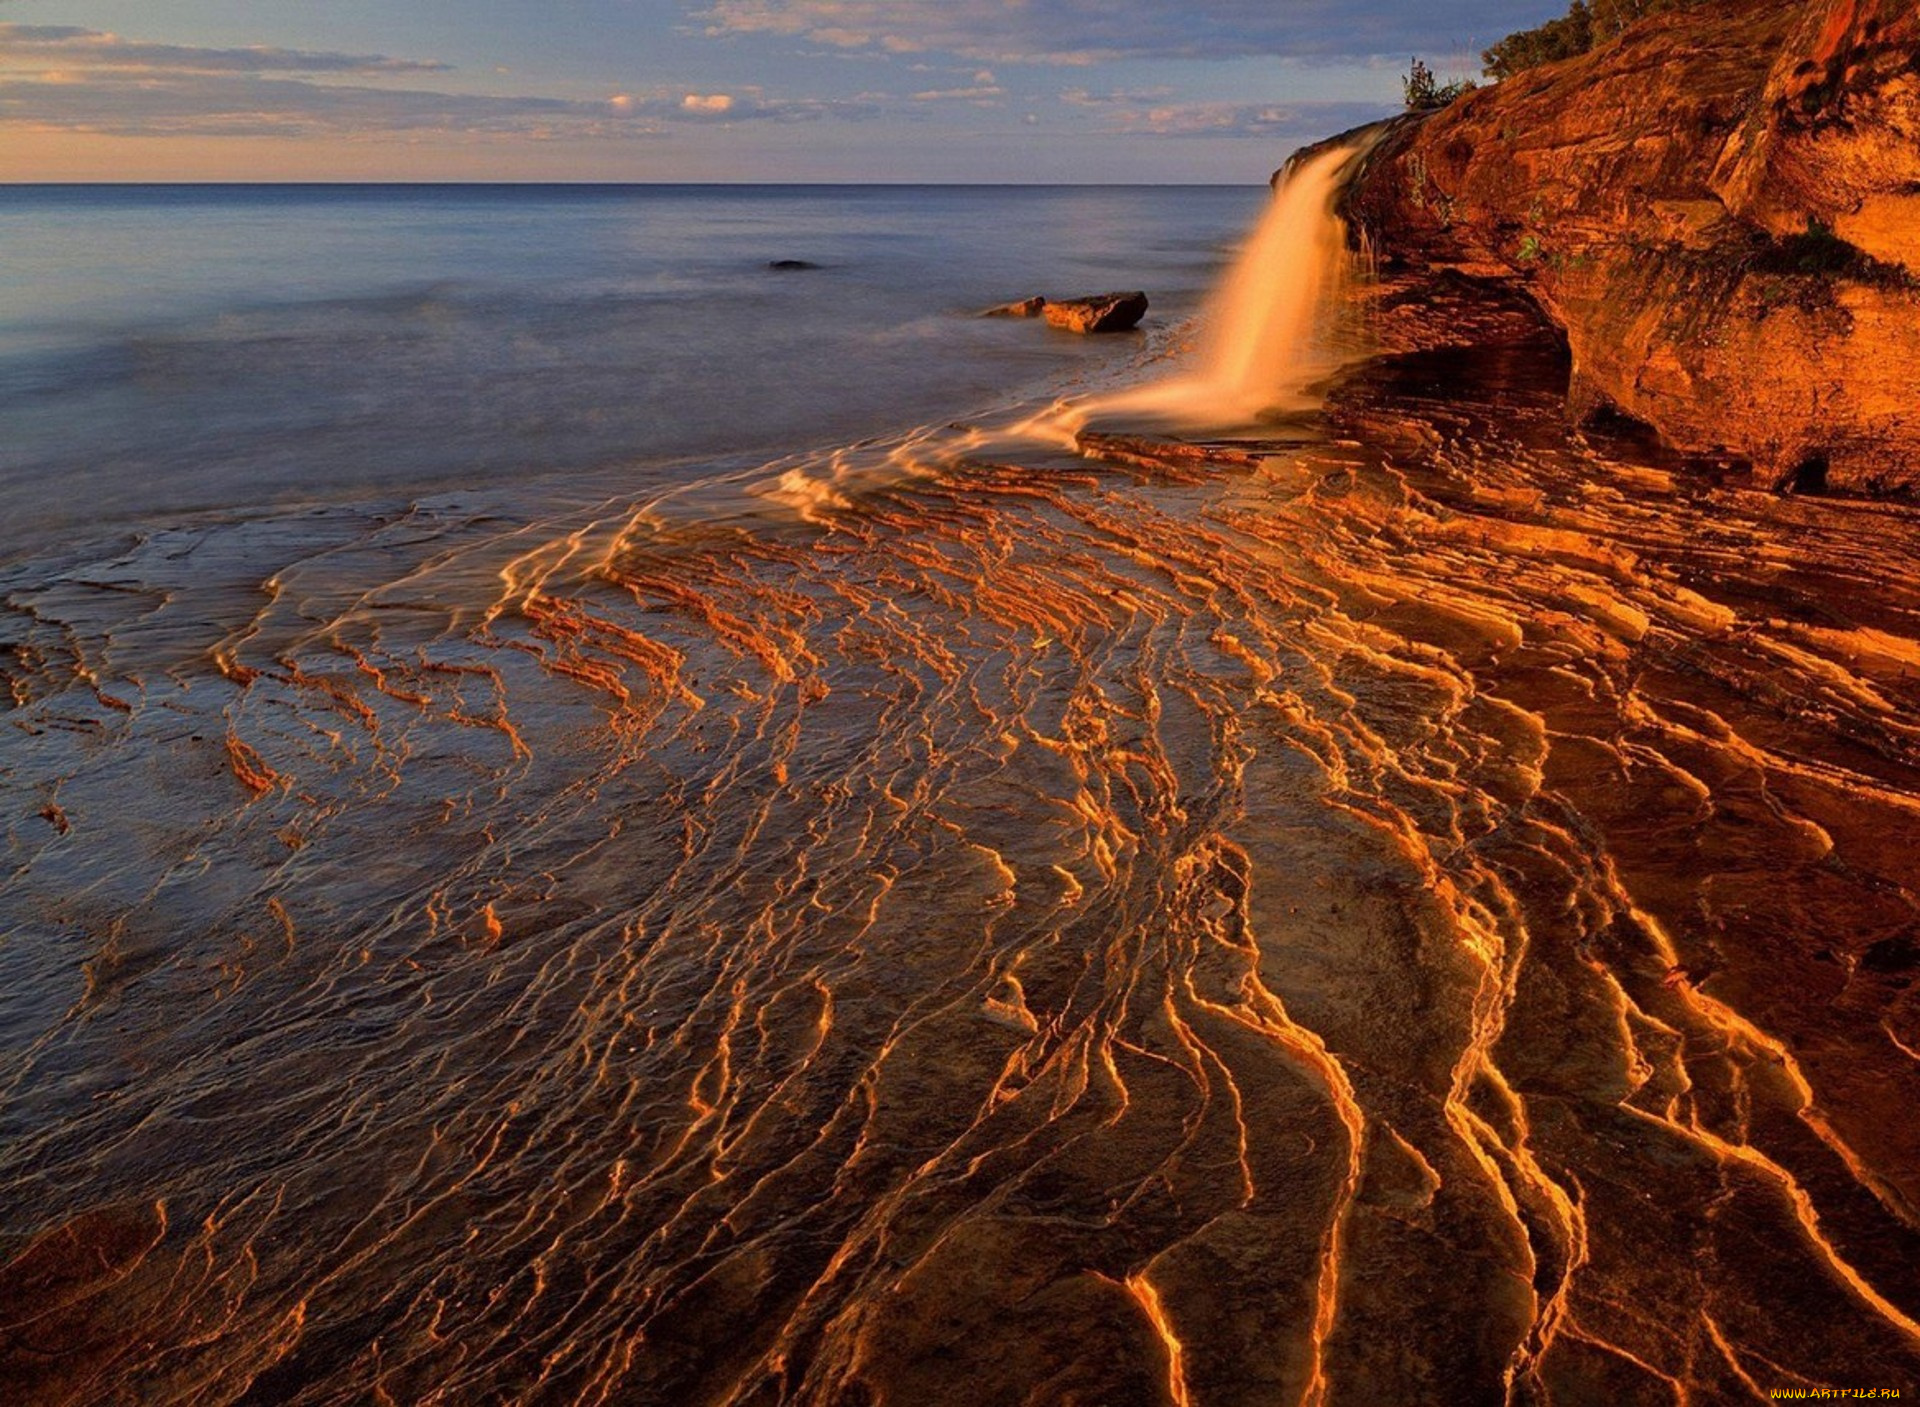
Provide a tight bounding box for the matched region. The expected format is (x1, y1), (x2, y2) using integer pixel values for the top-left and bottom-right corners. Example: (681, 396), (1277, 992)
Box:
(699, 0), (1550, 64)
(0, 24), (451, 74)
(1063, 91), (1391, 138)
(0, 24), (872, 138)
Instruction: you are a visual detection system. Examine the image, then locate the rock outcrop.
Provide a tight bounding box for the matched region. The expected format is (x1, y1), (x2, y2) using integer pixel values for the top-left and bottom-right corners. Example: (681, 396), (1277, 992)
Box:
(1343, 0), (1920, 493)
(982, 292), (1149, 332)
(1716, 0), (1920, 268)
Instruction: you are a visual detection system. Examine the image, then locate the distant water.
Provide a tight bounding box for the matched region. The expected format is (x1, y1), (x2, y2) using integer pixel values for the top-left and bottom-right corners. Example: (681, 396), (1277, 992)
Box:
(0, 184), (1262, 561)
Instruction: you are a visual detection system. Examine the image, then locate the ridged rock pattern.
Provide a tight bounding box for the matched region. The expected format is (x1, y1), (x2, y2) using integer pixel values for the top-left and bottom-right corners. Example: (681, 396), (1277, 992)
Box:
(3, 298), (1918, 1401)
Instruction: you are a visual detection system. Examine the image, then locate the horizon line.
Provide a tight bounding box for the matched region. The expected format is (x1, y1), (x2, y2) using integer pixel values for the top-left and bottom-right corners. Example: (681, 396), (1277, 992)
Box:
(0, 178), (1270, 188)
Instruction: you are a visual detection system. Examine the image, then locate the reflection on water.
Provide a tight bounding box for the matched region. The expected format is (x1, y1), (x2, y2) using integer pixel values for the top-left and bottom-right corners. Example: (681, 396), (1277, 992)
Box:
(3, 273), (1918, 1400)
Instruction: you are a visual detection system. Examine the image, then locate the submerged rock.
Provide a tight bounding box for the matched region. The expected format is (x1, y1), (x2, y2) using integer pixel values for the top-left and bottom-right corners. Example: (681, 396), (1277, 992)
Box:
(1343, 0), (1920, 494)
(1040, 291), (1149, 334)
(767, 259), (820, 271)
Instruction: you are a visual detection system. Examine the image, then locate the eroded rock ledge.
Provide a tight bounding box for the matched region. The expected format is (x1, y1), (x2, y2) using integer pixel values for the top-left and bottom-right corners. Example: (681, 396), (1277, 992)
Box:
(1339, 0), (1920, 493)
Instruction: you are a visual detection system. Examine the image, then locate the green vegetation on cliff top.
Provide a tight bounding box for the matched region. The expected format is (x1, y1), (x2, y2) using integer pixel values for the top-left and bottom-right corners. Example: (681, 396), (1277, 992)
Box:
(1404, 0), (1705, 112)
(1482, 0), (1708, 80)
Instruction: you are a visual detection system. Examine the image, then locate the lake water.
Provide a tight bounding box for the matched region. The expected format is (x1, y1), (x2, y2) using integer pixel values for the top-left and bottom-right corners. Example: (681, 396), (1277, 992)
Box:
(0, 184), (1263, 560)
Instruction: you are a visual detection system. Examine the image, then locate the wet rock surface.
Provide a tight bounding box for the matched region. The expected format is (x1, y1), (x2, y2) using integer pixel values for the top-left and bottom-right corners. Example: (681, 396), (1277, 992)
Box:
(982, 292), (1150, 332)
(3, 288), (1919, 1402)
(1041, 291), (1150, 334)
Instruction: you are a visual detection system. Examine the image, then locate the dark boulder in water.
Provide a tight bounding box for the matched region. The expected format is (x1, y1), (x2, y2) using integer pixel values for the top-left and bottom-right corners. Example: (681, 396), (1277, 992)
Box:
(768, 259), (820, 271)
(1040, 291), (1149, 334)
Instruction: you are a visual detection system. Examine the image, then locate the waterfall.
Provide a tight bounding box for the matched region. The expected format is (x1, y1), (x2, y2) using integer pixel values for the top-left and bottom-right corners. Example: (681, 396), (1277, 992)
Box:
(1191, 138), (1374, 415)
(1023, 131), (1378, 442)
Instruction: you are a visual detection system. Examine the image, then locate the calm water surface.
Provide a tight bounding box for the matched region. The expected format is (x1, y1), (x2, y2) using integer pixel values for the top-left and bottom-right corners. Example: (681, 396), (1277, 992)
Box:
(0, 184), (1261, 559)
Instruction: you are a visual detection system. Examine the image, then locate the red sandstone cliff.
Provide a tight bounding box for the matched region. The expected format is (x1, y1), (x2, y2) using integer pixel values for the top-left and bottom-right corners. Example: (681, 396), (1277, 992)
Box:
(1344, 0), (1920, 492)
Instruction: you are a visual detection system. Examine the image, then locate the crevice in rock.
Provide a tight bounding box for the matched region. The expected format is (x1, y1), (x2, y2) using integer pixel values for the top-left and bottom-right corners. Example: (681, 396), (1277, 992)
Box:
(1779, 451), (1831, 495)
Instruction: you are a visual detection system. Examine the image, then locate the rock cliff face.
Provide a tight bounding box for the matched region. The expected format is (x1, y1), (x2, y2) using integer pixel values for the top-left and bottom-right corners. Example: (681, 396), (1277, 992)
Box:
(1343, 0), (1920, 492)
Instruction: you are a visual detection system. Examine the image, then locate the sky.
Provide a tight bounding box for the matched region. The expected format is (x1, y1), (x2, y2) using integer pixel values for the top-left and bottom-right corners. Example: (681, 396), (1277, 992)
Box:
(0, 1), (1561, 182)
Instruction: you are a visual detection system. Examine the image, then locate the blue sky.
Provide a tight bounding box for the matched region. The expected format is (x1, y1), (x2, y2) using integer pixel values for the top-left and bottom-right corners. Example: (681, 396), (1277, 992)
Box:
(0, 0), (1557, 180)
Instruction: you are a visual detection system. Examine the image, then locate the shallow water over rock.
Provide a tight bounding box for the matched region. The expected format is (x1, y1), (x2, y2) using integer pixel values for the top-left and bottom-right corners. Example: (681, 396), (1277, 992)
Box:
(3, 290), (1919, 1403)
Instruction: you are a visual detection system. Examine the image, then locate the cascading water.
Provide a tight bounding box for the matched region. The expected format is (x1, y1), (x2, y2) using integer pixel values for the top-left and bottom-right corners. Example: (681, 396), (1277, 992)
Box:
(751, 135), (1379, 500)
(1026, 133), (1378, 442)
(1188, 138), (1374, 414)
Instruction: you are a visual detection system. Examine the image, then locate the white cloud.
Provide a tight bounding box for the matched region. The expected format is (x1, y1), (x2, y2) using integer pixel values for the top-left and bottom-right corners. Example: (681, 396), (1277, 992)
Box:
(0, 70), (631, 137)
(1061, 86), (1178, 108)
(910, 84), (1003, 103)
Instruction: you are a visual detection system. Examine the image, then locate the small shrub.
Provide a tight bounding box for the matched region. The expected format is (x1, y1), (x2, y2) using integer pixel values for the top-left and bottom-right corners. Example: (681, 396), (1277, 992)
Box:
(1404, 57), (1479, 111)
(1771, 220), (1868, 276)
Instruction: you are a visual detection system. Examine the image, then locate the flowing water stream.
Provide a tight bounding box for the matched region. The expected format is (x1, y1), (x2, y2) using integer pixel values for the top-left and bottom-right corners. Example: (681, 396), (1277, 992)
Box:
(1025, 139), (1373, 445)
(3, 150), (1919, 1404)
